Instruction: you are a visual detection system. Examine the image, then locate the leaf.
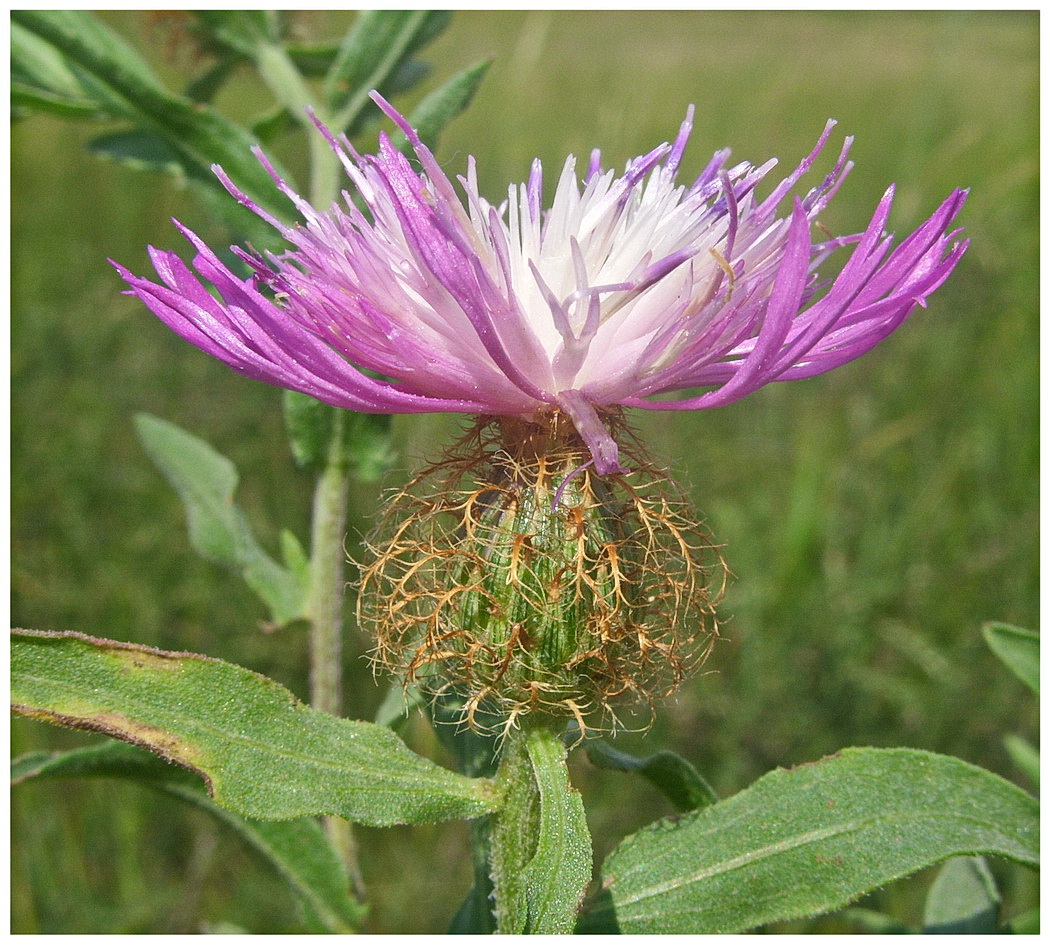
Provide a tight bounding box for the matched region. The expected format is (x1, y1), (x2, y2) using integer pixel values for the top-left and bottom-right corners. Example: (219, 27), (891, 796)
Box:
(404, 60), (492, 148)
(923, 855), (1000, 934)
(427, 689), (502, 779)
(134, 413), (307, 628)
(491, 728), (592, 934)
(12, 741), (365, 932)
(982, 622), (1039, 694)
(325, 10), (452, 133)
(11, 629), (501, 826)
(585, 739), (718, 813)
(88, 129), (184, 174)
(283, 390), (336, 469)
(520, 731), (592, 933)
(1003, 733), (1040, 789)
(578, 747), (1039, 934)
(447, 819), (497, 934)
(11, 10), (292, 239)
(190, 10), (284, 58)
(839, 907), (913, 934)
(282, 394), (395, 480)
(1005, 908), (1040, 934)
(11, 21), (105, 119)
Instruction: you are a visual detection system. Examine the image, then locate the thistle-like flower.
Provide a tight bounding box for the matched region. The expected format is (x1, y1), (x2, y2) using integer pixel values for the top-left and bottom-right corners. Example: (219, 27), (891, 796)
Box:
(115, 92), (967, 478)
(115, 93), (967, 732)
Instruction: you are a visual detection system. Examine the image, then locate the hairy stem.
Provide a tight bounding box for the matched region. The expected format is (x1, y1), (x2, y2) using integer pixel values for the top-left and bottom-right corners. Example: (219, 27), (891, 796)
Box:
(306, 411), (366, 900)
(308, 430), (349, 717)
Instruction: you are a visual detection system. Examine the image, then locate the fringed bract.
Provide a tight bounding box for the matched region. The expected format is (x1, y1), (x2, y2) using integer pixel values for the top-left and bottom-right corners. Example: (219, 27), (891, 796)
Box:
(358, 412), (726, 736)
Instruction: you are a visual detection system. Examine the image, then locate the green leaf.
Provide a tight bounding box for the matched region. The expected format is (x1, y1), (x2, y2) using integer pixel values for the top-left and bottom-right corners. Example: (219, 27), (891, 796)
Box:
(923, 856), (1000, 934)
(191, 10), (284, 58)
(134, 413), (307, 628)
(11, 10), (292, 239)
(427, 689), (502, 779)
(1003, 733), (1040, 789)
(325, 10), (452, 133)
(839, 907), (914, 934)
(491, 728), (592, 934)
(12, 741), (365, 932)
(88, 129), (184, 174)
(585, 739), (718, 813)
(1004, 907), (1040, 934)
(11, 629), (501, 826)
(282, 391), (336, 469)
(578, 747), (1039, 934)
(183, 54), (243, 105)
(11, 21), (105, 119)
(447, 819), (497, 934)
(982, 622), (1039, 694)
(404, 60), (492, 148)
(282, 394), (394, 481)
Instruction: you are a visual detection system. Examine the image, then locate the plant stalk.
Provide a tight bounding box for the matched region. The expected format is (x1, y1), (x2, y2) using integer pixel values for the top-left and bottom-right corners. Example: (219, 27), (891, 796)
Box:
(306, 410), (366, 902)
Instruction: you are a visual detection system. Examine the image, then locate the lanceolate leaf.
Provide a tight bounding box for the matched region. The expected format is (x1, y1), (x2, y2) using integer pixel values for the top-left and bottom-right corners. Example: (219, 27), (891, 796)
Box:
(11, 630), (500, 826)
(1003, 733), (1039, 789)
(11, 21), (105, 119)
(12, 741), (365, 933)
(578, 747), (1038, 934)
(324, 10), (451, 130)
(134, 413), (307, 628)
(11, 9), (292, 234)
(585, 739), (718, 813)
(524, 731), (592, 932)
(923, 856), (1000, 934)
(491, 728), (592, 934)
(982, 622), (1039, 695)
(404, 60), (492, 149)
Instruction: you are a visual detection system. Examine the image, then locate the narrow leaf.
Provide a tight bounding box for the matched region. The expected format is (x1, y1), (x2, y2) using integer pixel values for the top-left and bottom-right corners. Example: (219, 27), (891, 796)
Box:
(982, 622), (1039, 694)
(11, 10), (292, 232)
(586, 739), (718, 812)
(404, 60), (492, 148)
(579, 747), (1039, 934)
(12, 741), (365, 932)
(491, 728), (591, 934)
(11, 21), (104, 118)
(89, 129), (184, 174)
(12, 629), (500, 826)
(923, 856), (1000, 934)
(521, 730), (592, 933)
(134, 413), (307, 627)
(1003, 733), (1040, 789)
(191, 10), (283, 57)
(325, 10), (451, 133)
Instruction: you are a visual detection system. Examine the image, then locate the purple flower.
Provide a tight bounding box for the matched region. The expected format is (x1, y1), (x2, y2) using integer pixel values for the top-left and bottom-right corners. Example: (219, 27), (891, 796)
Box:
(114, 93), (968, 475)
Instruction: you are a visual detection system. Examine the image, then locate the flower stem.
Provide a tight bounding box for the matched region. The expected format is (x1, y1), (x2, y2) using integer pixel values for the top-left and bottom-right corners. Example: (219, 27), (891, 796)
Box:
(306, 410), (366, 901)
(253, 40), (341, 209)
(307, 426), (349, 718)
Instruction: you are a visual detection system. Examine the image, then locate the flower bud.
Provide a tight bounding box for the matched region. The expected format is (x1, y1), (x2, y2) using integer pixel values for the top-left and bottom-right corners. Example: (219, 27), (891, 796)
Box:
(358, 412), (725, 735)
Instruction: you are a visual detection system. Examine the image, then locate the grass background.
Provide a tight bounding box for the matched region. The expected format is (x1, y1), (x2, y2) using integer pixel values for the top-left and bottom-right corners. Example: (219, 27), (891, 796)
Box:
(11, 10), (1038, 934)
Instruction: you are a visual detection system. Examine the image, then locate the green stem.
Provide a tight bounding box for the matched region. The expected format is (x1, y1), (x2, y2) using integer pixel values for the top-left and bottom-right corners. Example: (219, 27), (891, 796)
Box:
(253, 32), (365, 907)
(489, 724), (592, 934)
(253, 41), (341, 208)
(307, 424), (349, 717)
(306, 412), (367, 900)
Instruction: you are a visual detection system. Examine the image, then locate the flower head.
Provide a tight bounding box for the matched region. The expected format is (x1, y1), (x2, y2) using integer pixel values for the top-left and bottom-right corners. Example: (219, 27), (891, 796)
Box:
(114, 92), (968, 477)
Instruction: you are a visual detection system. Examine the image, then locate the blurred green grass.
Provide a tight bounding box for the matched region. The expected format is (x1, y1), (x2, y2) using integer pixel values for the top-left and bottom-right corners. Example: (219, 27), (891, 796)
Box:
(11, 10), (1038, 934)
